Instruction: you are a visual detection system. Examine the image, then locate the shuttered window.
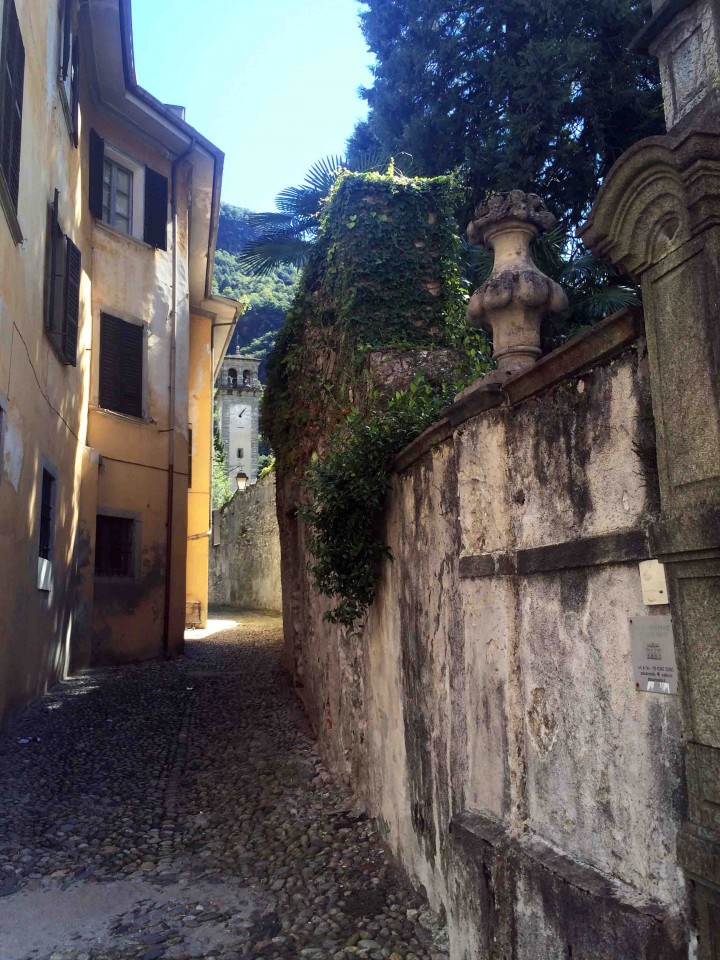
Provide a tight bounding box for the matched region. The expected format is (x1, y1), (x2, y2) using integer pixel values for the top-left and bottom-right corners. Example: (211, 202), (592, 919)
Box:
(99, 314), (144, 418)
(144, 167), (168, 250)
(45, 189), (81, 366)
(88, 131), (168, 249)
(0, 0), (24, 220)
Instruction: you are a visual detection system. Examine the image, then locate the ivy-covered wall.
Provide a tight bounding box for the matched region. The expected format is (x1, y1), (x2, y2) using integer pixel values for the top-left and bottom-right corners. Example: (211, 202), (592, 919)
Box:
(264, 172), (486, 626)
(264, 171), (480, 467)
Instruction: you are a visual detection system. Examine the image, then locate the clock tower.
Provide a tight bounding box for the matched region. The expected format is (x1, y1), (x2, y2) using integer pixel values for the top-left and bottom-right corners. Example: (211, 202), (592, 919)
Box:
(216, 355), (262, 483)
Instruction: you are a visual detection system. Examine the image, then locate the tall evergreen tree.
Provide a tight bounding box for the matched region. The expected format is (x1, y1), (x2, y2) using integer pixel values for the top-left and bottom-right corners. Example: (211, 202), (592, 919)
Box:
(349, 0), (663, 229)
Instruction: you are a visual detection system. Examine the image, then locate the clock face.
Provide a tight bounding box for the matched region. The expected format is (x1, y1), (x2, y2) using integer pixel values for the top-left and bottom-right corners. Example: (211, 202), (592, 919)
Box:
(238, 407), (248, 421)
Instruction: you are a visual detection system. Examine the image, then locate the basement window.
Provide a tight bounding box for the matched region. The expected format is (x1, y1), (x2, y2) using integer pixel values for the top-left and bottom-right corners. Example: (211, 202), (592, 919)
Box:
(95, 514), (135, 578)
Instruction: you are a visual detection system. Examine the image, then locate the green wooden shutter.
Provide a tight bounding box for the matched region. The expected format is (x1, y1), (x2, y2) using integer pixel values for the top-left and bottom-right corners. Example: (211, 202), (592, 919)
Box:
(99, 314), (143, 418)
(88, 129), (104, 218)
(0, 0), (25, 209)
(143, 167), (168, 249)
(63, 237), (81, 366)
(45, 190), (60, 334)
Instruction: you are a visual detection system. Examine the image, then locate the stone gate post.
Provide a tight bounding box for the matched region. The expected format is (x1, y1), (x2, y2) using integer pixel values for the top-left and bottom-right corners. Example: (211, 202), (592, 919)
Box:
(581, 1), (720, 952)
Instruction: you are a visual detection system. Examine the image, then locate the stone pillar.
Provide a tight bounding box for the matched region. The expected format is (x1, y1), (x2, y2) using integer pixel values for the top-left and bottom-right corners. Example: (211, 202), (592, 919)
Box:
(466, 190), (567, 384)
(582, 3), (720, 952)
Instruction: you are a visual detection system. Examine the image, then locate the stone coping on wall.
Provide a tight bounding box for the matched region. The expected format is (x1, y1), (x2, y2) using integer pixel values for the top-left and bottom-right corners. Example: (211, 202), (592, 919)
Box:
(391, 307), (644, 476)
(450, 809), (677, 921)
(458, 530), (652, 580)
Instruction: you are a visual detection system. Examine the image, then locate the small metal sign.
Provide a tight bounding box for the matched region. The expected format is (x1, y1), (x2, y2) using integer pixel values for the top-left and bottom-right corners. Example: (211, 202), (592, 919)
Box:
(631, 615), (678, 694)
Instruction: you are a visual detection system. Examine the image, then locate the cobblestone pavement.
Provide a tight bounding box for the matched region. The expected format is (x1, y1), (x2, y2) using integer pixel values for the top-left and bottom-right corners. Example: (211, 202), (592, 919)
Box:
(0, 614), (448, 960)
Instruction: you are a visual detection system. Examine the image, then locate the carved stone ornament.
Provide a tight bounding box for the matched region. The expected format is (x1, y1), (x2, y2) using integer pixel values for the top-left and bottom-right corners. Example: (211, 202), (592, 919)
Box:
(466, 190), (568, 381)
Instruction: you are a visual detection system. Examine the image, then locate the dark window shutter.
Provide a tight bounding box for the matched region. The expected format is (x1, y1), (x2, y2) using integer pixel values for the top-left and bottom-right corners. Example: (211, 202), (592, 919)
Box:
(0, 0), (25, 210)
(144, 166), (168, 249)
(60, 0), (71, 80)
(45, 190), (60, 333)
(99, 314), (143, 418)
(88, 129), (104, 218)
(63, 237), (81, 366)
(70, 37), (79, 147)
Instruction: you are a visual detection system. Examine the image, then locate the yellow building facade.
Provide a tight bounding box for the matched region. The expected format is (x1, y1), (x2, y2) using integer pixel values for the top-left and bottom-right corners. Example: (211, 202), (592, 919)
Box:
(0, 0), (238, 724)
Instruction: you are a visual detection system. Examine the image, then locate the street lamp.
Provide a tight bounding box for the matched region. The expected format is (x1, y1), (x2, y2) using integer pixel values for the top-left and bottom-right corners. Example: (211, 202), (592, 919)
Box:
(235, 471), (249, 493)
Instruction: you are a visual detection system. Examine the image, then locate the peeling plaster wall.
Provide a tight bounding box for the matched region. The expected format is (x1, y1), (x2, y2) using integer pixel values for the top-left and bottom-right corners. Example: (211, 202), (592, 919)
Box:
(209, 473), (282, 613)
(0, 0), (94, 725)
(277, 343), (691, 958)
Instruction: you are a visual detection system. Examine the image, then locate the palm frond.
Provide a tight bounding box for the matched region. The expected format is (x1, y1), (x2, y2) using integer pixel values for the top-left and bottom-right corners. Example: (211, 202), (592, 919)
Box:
(237, 236), (316, 277)
(302, 155), (346, 194)
(571, 284), (640, 321)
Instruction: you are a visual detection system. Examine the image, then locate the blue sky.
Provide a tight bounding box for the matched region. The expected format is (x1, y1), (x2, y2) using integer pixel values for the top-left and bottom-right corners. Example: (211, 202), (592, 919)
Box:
(132, 0), (373, 212)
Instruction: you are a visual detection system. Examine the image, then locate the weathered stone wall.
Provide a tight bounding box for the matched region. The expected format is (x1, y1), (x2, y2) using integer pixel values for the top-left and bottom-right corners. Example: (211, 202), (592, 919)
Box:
(210, 473), (282, 613)
(276, 315), (692, 958)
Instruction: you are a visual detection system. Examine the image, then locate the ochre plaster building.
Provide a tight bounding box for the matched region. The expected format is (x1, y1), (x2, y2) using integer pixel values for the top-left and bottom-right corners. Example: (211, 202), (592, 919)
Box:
(0, 0), (239, 725)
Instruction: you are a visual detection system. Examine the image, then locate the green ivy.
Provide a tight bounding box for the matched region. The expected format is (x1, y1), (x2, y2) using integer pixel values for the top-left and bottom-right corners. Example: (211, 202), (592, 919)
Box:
(301, 369), (484, 626)
(262, 170), (489, 625)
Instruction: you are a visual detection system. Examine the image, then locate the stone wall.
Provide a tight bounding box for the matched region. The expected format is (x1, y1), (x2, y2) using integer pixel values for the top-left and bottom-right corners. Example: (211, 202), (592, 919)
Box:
(209, 473), (282, 613)
(276, 312), (692, 958)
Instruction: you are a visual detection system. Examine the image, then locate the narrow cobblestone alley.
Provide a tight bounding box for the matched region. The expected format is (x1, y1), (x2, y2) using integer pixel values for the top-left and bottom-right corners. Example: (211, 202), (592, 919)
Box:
(0, 614), (448, 960)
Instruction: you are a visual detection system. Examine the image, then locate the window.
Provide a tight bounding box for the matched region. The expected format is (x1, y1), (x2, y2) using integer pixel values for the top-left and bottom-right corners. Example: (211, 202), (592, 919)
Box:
(102, 156), (133, 234)
(45, 190), (81, 365)
(38, 468), (56, 591)
(242, 369), (251, 385)
(0, 404), (5, 486)
(237, 447), (244, 459)
(89, 130), (168, 249)
(95, 514), (135, 578)
(57, 0), (79, 146)
(0, 0), (25, 242)
(99, 313), (144, 418)
(188, 425), (193, 489)
(227, 368), (237, 387)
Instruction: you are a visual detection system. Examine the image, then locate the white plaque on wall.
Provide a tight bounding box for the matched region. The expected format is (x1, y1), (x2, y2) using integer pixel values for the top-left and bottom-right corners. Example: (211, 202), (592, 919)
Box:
(630, 615), (678, 695)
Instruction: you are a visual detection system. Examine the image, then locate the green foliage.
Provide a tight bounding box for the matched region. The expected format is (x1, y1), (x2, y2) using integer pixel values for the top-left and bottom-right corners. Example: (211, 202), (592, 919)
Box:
(211, 419), (233, 511)
(263, 170), (490, 625)
(263, 170), (486, 463)
(214, 204), (299, 374)
(349, 0), (663, 231)
(258, 455), (276, 479)
(301, 374), (479, 626)
(238, 153), (415, 276)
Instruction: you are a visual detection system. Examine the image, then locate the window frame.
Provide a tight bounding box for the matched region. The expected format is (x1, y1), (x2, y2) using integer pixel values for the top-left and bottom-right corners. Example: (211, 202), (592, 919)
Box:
(94, 510), (140, 581)
(0, 395), (6, 489)
(0, 0), (24, 243)
(37, 462), (58, 592)
(99, 144), (145, 241)
(57, 0), (79, 147)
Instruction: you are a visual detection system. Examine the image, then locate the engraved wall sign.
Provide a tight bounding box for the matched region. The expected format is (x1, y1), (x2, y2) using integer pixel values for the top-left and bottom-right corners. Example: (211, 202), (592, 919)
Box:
(631, 615), (679, 694)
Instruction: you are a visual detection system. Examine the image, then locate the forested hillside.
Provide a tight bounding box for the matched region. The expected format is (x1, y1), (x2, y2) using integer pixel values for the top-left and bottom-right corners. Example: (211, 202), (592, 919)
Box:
(213, 203), (298, 378)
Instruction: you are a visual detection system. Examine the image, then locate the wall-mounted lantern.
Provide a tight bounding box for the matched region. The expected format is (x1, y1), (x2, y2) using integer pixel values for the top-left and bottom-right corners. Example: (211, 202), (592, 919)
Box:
(235, 471), (249, 493)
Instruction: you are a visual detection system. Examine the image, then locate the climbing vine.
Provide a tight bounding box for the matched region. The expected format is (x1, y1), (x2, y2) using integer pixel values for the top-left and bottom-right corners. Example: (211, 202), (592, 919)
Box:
(262, 170), (489, 625)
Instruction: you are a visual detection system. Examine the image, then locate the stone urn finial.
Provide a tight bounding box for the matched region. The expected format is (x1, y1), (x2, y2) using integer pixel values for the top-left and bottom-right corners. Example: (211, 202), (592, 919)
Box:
(467, 189), (568, 381)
